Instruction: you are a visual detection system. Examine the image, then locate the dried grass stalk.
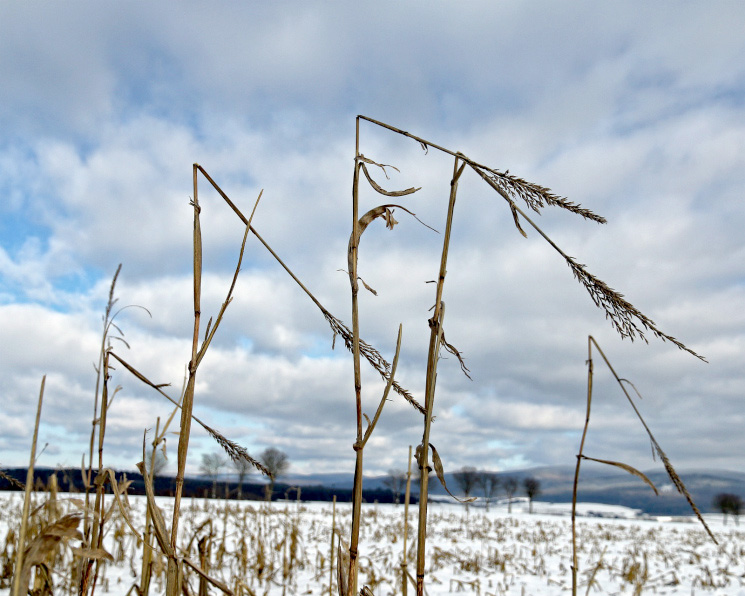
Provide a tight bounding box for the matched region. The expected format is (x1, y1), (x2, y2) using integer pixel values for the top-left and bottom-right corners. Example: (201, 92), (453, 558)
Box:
(11, 375), (46, 596)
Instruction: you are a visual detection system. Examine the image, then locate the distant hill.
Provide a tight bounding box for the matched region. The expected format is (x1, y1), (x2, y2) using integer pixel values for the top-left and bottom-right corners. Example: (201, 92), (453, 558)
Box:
(0, 467), (410, 504)
(282, 466), (745, 516)
(3, 465), (742, 515)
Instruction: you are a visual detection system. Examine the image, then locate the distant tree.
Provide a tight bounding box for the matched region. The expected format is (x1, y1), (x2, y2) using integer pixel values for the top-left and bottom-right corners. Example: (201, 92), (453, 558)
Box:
(260, 447), (289, 501)
(713, 493), (742, 525)
(200, 452), (226, 498)
(145, 445), (168, 479)
(503, 477), (518, 514)
(413, 467), (434, 500)
(383, 469), (406, 504)
(476, 471), (499, 512)
(232, 457), (254, 500)
(453, 466), (479, 513)
(524, 477), (541, 514)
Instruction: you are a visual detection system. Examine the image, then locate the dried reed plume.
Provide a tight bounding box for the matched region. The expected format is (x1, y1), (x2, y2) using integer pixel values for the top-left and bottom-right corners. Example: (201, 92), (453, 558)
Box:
(359, 114), (704, 362)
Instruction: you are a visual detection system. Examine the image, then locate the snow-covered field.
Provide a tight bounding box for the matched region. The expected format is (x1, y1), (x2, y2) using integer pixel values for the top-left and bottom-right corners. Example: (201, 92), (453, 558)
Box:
(2, 491), (744, 595)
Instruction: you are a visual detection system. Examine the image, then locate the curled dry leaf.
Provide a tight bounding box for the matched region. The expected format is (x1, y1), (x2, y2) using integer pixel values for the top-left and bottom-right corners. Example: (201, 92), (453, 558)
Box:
(357, 154), (400, 178)
(358, 276), (378, 296)
(581, 456), (659, 496)
(430, 443), (476, 504)
(360, 163), (420, 197)
(348, 204), (437, 287)
(441, 331), (472, 380)
(18, 513), (82, 592)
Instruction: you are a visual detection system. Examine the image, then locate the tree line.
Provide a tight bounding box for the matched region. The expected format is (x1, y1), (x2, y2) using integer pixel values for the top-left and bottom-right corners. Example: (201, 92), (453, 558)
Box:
(145, 445), (291, 500)
(384, 466), (541, 513)
(713, 492), (743, 525)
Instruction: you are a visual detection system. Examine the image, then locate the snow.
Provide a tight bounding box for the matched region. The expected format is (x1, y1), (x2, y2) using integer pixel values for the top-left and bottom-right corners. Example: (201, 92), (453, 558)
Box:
(2, 491), (744, 595)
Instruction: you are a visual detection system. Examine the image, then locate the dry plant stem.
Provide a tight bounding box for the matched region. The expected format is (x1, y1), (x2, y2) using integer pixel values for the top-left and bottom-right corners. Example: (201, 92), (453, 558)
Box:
(11, 375), (45, 596)
(196, 163), (424, 415)
(588, 337), (716, 543)
(86, 349), (112, 596)
(346, 118), (369, 596)
(402, 445), (413, 596)
(85, 264), (121, 544)
(329, 495), (336, 596)
(164, 166), (263, 595)
(346, 325), (403, 592)
(571, 336), (594, 596)
(415, 302), (444, 596)
(416, 155), (464, 596)
(347, 119), (407, 595)
(139, 418), (160, 596)
(347, 119), (363, 596)
(166, 165), (203, 596)
(108, 351), (270, 476)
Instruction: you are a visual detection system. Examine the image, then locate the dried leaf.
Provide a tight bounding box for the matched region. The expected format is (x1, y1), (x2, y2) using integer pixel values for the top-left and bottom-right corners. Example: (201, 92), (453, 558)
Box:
(430, 443), (476, 503)
(357, 154), (400, 178)
(358, 276), (378, 296)
(136, 452), (173, 558)
(441, 332), (472, 380)
(509, 201), (528, 238)
(360, 162), (421, 197)
(103, 469), (142, 542)
(383, 208), (399, 230)
(414, 443), (430, 472)
(581, 456), (658, 495)
(19, 514), (82, 592)
(72, 547), (114, 561)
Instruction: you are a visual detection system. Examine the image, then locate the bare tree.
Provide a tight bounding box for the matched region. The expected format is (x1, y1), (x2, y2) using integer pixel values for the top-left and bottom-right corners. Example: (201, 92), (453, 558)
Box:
(713, 493), (742, 526)
(524, 476), (541, 514)
(412, 467), (434, 500)
(232, 457), (253, 500)
(383, 469), (406, 504)
(200, 452), (226, 499)
(503, 476), (518, 514)
(145, 445), (169, 479)
(476, 471), (499, 512)
(260, 447), (289, 501)
(453, 466), (479, 515)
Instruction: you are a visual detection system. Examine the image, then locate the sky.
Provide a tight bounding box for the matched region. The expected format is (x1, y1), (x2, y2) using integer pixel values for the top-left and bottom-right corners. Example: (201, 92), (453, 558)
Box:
(1, 2), (744, 482)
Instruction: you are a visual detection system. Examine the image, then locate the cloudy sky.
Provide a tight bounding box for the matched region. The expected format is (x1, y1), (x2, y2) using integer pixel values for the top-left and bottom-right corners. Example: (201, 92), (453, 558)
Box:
(1, 2), (744, 482)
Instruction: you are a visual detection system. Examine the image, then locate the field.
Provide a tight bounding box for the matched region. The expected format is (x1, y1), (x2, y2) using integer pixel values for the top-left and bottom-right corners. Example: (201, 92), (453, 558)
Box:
(1, 491), (743, 596)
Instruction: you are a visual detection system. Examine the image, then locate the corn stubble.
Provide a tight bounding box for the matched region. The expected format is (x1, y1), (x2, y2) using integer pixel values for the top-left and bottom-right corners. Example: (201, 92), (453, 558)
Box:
(5, 116), (710, 596)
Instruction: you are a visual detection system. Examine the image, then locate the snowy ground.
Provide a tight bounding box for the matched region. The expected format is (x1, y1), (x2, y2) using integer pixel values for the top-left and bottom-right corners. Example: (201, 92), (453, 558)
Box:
(1, 491), (744, 595)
